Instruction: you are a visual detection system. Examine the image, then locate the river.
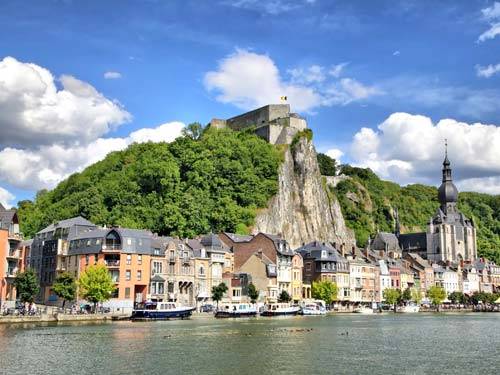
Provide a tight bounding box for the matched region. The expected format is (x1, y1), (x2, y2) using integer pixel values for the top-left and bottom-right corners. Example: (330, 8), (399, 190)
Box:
(0, 313), (498, 374)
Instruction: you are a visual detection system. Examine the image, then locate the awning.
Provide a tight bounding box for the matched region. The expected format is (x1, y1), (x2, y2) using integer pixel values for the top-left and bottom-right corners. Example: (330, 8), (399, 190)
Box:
(197, 292), (210, 299)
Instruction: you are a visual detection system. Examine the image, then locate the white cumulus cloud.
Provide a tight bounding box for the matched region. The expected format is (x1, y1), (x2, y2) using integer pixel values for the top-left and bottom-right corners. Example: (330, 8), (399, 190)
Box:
(104, 71), (122, 79)
(347, 112), (500, 194)
(325, 148), (344, 163)
(0, 56), (131, 147)
(204, 49), (381, 113)
(0, 186), (15, 208)
(478, 2), (500, 42)
(0, 122), (185, 191)
(476, 63), (500, 78)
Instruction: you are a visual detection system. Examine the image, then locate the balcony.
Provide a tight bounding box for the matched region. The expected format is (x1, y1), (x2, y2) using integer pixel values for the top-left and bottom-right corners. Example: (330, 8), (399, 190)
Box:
(6, 268), (18, 278)
(105, 259), (120, 267)
(101, 244), (121, 252)
(169, 255), (176, 263)
(6, 250), (20, 260)
(182, 257), (190, 264)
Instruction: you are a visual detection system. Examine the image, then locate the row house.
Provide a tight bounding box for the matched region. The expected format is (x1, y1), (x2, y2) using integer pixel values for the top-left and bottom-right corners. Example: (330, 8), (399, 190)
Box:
(433, 264), (460, 296)
(474, 259), (500, 293)
(297, 241), (349, 303)
(346, 249), (377, 304)
(29, 216), (97, 303)
(0, 204), (25, 305)
(462, 264), (480, 295)
(404, 253), (434, 296)
(66, 228), (155, 312)
(219, 232), (299, 302)
(148, 234), (235, 307)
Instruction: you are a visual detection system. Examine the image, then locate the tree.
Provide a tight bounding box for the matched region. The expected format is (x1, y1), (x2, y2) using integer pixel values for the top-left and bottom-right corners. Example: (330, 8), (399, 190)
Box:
(427, 286), (446, 312)
(278, 290), (292, 303)
(211, 282), (228, 308)
(247, 283), (259, 304)
(411, 288), (422, 304)
(317, 153), (337, 176)
(14, 269), (39, 304)
(401, 287), (412, 303)
(78, 265), (116, 312)
(182, 122), (204, 140)
(311, 280), (338, 305)
(52, 272), (77, 309)
(383, 288), (401, 312)
(448, 291), (465, 305)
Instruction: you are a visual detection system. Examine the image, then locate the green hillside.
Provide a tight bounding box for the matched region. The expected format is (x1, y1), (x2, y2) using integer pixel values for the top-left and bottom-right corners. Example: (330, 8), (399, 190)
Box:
(330, 165), (500, 264)
(17, 127), (281, 239)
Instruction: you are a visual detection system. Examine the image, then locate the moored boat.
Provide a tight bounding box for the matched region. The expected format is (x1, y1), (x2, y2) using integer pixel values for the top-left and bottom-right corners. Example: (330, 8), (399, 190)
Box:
(215, 303), (257, 318)
(131, 302), (195, 320)
(353, 306), (374, 314)
(300, 300), (327, 315)
(397, 303), (420, 313)
(261, 303), (301, 317)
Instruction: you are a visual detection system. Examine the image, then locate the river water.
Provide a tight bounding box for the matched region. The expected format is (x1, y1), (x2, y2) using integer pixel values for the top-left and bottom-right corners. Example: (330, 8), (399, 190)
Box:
(0, 313), (498, 375)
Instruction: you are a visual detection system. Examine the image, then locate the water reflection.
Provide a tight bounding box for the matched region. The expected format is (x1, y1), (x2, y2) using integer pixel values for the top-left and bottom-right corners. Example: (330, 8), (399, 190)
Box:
(0, 314), (499, 375)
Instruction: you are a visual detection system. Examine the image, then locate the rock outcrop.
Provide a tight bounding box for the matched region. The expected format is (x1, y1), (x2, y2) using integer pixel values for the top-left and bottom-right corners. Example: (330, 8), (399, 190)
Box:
(253, 136), (356, 249)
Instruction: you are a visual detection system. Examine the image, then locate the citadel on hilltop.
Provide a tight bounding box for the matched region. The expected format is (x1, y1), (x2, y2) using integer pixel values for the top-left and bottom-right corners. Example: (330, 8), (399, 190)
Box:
(209, 104), (307, 144)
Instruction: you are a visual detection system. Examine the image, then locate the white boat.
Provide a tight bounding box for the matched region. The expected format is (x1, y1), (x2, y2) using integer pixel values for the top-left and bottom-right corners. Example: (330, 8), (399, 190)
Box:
(261, 303), (301, 316)
(131, 302), (195, 320)
(215, 303), (257, 318)
(301, 300), (327, 315)
(353, 306), (374, 314)
(397, 304), (420, 313)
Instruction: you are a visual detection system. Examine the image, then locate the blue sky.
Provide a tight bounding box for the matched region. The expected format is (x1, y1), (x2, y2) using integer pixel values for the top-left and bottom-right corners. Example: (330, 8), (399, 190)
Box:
(1, 0), (500, 207)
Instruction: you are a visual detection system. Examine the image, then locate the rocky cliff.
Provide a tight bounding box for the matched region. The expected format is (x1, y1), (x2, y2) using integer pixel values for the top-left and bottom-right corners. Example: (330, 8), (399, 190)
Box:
(253, 136), (356, 249)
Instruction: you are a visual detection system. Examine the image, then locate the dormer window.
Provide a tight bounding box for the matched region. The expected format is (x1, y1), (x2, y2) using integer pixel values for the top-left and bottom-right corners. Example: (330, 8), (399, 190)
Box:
(321, 250), (327, 258)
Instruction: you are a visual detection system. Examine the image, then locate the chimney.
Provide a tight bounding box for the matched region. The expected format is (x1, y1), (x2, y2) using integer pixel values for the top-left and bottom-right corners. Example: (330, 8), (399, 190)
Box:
(340, 244), (345, 257)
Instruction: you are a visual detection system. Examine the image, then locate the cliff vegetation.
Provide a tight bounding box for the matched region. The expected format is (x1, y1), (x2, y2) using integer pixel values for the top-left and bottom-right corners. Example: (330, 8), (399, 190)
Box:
(17, 127), (281, 238)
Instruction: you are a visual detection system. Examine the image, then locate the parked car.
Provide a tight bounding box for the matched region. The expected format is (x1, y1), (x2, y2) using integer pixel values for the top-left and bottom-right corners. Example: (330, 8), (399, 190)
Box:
(201, 304), (214, 313)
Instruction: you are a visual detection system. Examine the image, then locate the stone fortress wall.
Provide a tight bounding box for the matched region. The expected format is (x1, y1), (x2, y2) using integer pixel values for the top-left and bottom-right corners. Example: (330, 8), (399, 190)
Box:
(209, 104), (307, 144)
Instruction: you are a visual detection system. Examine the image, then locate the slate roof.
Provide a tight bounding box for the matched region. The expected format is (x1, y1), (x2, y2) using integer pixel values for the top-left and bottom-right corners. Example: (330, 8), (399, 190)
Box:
(399, 233), (427, 251)
(371, 232), (401, 252)
(297, 241), (347, 263)
(37, 216), (96, 234)
(0, 205), (18, 230)
(222, 232), (253, 243)
(259, 233), (295, 256)
(200, 233), (229, 252)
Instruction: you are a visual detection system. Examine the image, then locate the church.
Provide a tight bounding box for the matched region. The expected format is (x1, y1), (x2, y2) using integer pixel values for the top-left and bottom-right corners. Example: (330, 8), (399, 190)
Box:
(375, 147), (478, 264)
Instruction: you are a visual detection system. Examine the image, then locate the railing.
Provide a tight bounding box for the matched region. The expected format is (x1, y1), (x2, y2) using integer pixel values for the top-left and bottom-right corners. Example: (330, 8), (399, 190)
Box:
(6, 268), (17, 277)
(101, 244), (122, 251)
(169, 255), (176, 262)
(105, 260), (120, 267)
(7, 250), (20, 259)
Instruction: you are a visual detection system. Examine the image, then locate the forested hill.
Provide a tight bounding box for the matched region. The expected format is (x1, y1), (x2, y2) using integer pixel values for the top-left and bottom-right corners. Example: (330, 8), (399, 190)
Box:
(329, 165), (500, 264)
(17, 127), (282, 239)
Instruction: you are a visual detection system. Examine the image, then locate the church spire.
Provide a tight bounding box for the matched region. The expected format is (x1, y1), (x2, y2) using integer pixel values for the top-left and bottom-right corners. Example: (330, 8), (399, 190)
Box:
(442, 139), (452, 182)
(438, 139), (458, 211)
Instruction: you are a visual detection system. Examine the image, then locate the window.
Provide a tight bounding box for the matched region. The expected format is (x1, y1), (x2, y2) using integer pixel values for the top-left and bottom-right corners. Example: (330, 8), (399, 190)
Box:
(169, 264), (175, 274)
(94, 255), (98, 265)
(137, 270), (142, 281)
(153, 261), (163, 274)
(126, 270), (131, 281)
(126, 254), (132, 265)
(199, 266), (205, 276)
(87, 240), (91, 246)
(127, 238), (132, 245)
(138, 255), (142, 265)
(125, 287), (130, 299)
(85, 255), (89, 266)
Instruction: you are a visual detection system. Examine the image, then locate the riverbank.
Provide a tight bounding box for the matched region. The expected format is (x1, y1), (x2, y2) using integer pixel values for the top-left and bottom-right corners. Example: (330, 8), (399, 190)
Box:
(0, 312), (129, 324)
